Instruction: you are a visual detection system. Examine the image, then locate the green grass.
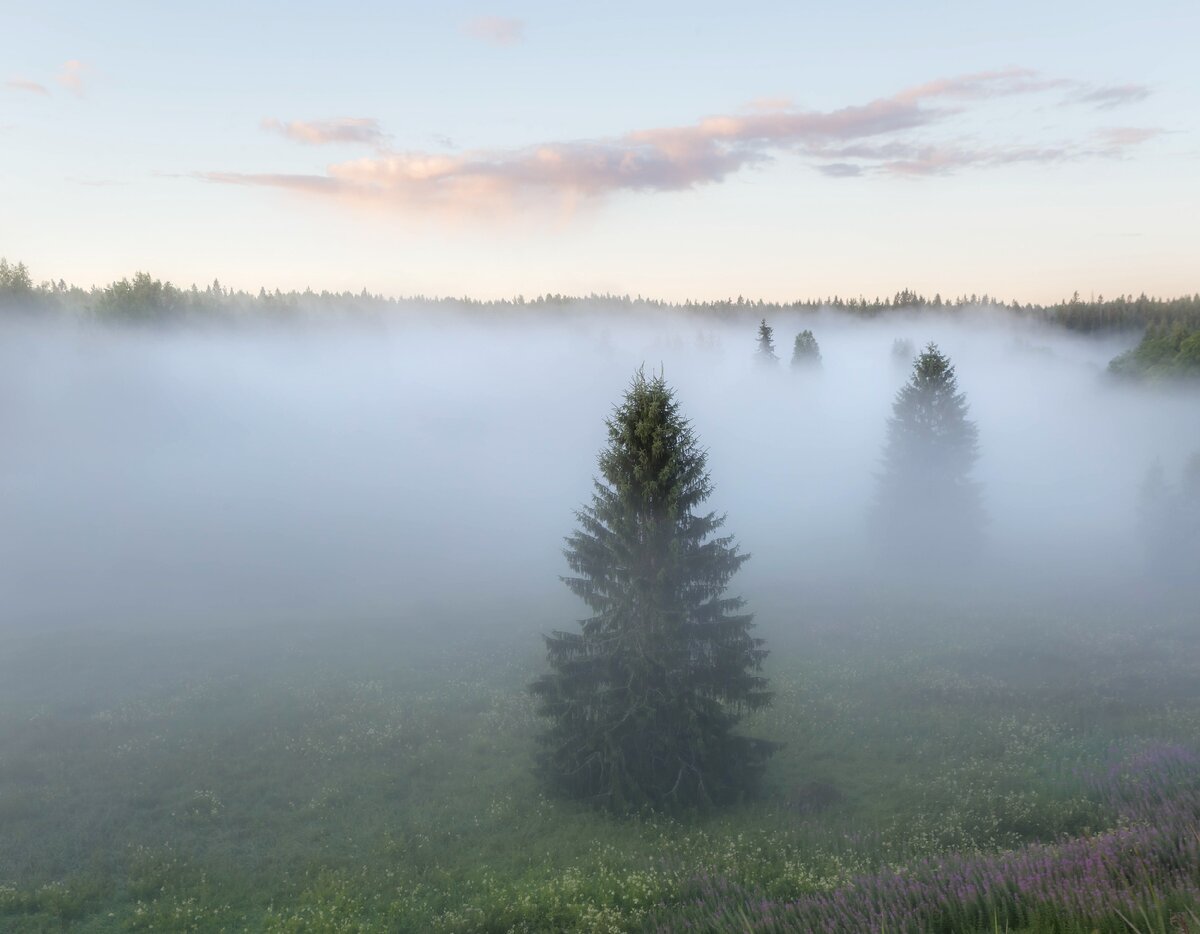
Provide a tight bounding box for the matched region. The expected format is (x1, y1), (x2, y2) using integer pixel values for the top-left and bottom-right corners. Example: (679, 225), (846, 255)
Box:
(0, 598), (1197, 932)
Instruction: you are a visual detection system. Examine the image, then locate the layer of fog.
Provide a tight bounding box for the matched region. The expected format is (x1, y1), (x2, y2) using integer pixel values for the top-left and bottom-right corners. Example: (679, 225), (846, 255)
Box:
(1, 308), (1194, 635)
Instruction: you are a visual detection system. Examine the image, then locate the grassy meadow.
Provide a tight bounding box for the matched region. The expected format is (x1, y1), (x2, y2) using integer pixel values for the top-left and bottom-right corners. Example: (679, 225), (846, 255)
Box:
(1, 594), (1198, 933)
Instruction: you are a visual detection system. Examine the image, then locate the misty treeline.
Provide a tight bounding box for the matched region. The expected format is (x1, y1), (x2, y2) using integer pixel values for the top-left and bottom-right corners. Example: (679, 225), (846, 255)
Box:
(1108, 322), (1200, 381)
(2, 266), (1196, 632)
(3, 258), (1199, 335)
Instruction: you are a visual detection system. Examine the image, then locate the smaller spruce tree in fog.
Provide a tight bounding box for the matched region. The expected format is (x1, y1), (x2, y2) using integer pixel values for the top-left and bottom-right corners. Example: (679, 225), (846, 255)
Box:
(1138, 454), (1200, 587)
(872, 343), (984, 569)
(1139, 460), (1171, 566)
(755, 319), (778, 365)
(891, 337), (915, 366)
(531, 370), (775, 813)
(791, 330), (822, 368)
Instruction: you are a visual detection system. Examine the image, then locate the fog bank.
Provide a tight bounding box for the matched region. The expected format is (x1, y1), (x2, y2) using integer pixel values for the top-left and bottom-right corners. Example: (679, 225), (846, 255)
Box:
(1, 309), (1193, 632)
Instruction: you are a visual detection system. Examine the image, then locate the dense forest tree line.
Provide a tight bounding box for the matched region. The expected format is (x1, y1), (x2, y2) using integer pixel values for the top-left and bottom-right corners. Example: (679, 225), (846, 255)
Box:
(1051, 291), (1200, 333)
(1108, 323), (1200, 381)
(2, 258), (1197, 333)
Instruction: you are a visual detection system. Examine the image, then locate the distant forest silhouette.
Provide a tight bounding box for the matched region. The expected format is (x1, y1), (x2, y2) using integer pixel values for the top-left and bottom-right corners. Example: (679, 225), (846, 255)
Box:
(2, 258), (1198, 333)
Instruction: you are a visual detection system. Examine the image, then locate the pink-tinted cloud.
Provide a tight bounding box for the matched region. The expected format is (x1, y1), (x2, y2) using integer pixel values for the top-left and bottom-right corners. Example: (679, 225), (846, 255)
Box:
(894, 67), (1072, 104)
(57, 60), (86, 97)
(463, 16), (524, 46)
(6, 78), (50, 96)
(201, 68), (1158, 218)
(1094, 126), (1163, 149)
(262, 117), (387, 146)
(205, 96), (936, 216)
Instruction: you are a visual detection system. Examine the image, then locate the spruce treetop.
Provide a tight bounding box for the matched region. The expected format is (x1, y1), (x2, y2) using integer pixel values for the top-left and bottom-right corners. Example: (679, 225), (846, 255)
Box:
(755, 319), (778, 364)
(882, 343), (979, 480)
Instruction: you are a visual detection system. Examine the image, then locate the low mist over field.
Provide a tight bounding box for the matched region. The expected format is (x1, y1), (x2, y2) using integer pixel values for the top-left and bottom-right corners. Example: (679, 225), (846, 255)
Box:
(3, 296), (1200, 931)
(1, 306), (1194, 632)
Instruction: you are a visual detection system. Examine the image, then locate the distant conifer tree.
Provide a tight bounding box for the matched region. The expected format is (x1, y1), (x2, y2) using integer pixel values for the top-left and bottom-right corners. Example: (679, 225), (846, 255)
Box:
(790, 330), (822, 367)
(1138, 454), (1200, 587)
(755, 319), (778, 365)
(872, 343), (984, 569)
(891, 337), (915, 366)
(531, 370), (775, 812)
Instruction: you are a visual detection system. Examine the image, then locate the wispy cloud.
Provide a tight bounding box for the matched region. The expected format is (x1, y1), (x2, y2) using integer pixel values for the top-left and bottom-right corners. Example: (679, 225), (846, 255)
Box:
(893, 67), (1072, 104)
(877, 144), (1073, 176)
(6, 78), (50, 96)
(201, 68), (1159, 219)
(817, 124), (1163, 177)
(818, 163), (863, 178)
(203, 172), (342, 195)
(1075, 83), (1152, 110)
(57, 59), (86, 97)
(262, 117), (387, 146)
(1094, 126), (1163, 149)
(463, 16), (524, 46)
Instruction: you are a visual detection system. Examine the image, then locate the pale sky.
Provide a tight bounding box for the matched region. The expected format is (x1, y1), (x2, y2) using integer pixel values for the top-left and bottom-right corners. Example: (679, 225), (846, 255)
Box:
(2, 1), (1197, 303)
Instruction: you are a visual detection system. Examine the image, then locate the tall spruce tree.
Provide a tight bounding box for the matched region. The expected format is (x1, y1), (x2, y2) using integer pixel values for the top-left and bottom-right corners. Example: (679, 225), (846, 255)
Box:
(755, 319), (778, 365)
(791, 329), (822, 367)
(872, 343), (984, 569)
(531, 370), (775, 812)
